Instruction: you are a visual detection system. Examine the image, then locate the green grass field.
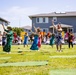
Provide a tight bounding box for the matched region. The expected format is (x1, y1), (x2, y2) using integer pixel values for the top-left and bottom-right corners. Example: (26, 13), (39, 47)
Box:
(0, 45), (76, 75)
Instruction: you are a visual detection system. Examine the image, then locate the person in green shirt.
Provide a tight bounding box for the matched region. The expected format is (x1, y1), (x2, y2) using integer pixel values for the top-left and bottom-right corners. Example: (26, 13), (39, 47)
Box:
(2, 24), (13, 54)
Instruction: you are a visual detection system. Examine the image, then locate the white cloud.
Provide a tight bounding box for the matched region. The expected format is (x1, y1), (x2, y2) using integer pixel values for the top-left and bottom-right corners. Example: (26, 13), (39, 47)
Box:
(7, 6), (39, 15)
(0, 6), (39, 27)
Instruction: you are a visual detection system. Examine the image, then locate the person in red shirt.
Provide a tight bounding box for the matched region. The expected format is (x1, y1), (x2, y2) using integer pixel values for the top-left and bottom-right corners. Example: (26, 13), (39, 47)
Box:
(13, 32), (18, 43)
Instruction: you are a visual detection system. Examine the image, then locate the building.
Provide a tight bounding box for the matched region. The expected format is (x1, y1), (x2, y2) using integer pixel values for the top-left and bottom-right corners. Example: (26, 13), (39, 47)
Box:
(29, 11), (76, 33)
(22, 26), (32, 32)
(22, 25), (32, 35)
(0, 17), (10, 34)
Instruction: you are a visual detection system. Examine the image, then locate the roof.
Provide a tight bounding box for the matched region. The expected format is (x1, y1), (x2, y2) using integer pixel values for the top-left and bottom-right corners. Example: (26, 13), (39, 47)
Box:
(50, 24), (73, 28)
(29, 11), (76, 18)
(0, 17), (10, 23)
(22, 26), (32, 30)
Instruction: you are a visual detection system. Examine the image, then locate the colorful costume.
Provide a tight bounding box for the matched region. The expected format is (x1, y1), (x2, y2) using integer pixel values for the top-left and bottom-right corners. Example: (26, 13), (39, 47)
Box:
(50, 36), (55, 46)
(38, 36), (41, 48)
(55, 32), (62, 45)
(3, 29), (13, 52)
(24, 35), (28, 45)
(30, 34), (39, 50)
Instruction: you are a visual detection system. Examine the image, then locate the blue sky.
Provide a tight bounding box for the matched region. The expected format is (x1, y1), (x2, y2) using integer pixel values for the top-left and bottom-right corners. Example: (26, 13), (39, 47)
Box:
(0, 0), (76, 27)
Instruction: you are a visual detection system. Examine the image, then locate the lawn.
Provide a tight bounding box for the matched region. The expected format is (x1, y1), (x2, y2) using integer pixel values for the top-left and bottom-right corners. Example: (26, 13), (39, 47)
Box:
(0, 45), (76, 75)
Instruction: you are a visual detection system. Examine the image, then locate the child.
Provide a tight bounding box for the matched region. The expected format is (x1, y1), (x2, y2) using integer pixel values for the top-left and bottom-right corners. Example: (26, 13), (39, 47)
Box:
(23, 33), (28, 47)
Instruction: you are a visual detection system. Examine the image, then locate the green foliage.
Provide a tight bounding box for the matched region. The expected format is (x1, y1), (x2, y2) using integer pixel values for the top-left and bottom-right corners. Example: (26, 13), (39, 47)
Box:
(12, 27), (24, 36)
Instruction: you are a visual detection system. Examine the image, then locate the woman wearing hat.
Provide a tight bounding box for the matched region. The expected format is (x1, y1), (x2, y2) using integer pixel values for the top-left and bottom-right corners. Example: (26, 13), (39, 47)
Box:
(2, 24), (13, 54)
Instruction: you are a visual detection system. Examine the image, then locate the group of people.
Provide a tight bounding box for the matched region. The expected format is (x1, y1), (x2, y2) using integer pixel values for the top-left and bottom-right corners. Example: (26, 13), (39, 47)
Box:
(0, 20), (75, 54)
(22, 23), (53, 50)
(23, 24), (55, 50)
(23, 20), (75, 52)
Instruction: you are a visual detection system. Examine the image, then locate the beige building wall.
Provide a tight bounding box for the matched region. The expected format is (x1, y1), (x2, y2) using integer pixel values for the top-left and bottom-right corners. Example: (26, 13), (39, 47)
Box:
(0, 24), (7, 34)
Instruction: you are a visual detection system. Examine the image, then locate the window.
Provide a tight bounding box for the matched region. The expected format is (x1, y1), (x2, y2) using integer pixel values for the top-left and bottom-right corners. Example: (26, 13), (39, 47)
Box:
(39, 18), (43, 23)
(45, 17), (49, 23)
(53, 17), (57, 22)
(43, 18), (45, 23)
(36, 17), (49, 23)
(36, 18), (39, 23)
(36, 17), (43, 23)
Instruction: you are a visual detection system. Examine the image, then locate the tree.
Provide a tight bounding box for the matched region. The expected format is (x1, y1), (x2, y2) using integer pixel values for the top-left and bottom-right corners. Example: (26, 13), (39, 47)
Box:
(12, 27), (24, 36)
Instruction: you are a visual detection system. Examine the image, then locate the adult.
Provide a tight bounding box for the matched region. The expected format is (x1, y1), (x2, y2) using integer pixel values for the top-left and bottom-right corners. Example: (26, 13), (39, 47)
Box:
(30, 25), (41, 50)
(68, 30), (74, 48)
(2, 24), (13, 53)
(52, 20), (63, 52)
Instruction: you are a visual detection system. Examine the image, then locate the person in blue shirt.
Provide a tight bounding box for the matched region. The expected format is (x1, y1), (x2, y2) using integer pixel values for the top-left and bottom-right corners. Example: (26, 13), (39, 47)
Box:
(23, 33), (28, 47)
